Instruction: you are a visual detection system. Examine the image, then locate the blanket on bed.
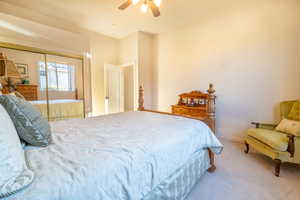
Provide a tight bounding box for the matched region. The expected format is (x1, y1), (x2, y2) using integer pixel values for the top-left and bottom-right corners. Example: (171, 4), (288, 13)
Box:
(5, 111), (223, 200)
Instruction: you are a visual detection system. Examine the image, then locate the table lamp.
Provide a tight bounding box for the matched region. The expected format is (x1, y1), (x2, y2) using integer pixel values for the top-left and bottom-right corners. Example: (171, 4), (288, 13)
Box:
(0, 53), (21, 93)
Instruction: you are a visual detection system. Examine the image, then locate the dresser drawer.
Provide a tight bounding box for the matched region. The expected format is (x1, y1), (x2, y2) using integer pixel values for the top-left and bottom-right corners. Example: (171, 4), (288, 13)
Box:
(172, 107), (189, 115)
(16, 85), (38, 101)
(172, 105), (207, 118)
(18, 87), (34, 92)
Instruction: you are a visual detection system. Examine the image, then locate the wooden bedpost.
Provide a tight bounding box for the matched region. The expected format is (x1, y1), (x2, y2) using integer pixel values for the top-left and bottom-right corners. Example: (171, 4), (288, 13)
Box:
(207, 83), (216, 172)
(207, 83), (216, 133)
(138, 83), (218, 173)
(138, 85), (144, 111)
(207, 149), (216, 172)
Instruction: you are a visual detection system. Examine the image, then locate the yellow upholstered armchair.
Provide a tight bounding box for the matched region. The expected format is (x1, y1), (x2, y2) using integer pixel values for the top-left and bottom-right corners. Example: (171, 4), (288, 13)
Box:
(245, 100), (300, 176)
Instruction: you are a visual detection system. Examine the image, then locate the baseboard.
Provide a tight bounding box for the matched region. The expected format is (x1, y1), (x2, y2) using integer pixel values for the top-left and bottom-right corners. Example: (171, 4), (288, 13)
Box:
(218, 135), (244, 144)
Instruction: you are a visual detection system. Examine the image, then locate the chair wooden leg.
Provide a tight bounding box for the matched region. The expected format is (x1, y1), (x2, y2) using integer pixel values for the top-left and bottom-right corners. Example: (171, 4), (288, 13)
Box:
(244, 141), (249, 154)
(274, 159), (281, 177)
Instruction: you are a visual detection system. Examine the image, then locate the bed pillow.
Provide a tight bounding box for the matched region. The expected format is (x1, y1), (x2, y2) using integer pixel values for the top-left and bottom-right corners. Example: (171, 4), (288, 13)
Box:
(0, 95), (51, 146)
(0, 104), (34, 198)
(276, 118), (300, 136)
(288, 101), (300, 121)
(8, 91), (26, 100)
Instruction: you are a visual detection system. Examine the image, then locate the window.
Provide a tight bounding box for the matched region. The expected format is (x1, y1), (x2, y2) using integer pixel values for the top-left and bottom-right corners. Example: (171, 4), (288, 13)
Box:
(39, 62), (75, 91)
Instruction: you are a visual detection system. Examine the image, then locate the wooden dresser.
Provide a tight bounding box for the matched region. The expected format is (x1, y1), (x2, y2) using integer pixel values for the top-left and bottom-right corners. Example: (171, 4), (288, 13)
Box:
(171, 84), (216, 132)
(16, 85), (38, 101)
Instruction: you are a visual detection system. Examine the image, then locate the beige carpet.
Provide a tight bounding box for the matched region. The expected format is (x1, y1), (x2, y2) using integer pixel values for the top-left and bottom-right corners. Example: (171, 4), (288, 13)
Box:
(187, 139), (300, 200)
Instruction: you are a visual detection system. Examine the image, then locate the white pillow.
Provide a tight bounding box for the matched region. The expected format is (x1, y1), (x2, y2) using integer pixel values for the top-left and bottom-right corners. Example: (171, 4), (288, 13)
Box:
(276, 118), (300, 136)
(0, 104), (34, 198)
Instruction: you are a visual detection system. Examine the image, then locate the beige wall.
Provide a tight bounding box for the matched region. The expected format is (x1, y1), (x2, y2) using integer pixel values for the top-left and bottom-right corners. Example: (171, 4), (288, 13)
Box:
(138, 32), (155, 109)
(153, 1), (300, 141)
(88, 32), (119, 116)
(118, 32), (155, 110)
(123, 65), (134, 111)
(118, 33), (138, 65)
(118, 33), (139, 111)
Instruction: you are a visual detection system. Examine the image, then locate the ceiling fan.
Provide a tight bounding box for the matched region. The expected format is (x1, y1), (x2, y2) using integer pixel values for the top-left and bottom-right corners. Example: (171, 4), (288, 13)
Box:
(118, 0), (162, 17)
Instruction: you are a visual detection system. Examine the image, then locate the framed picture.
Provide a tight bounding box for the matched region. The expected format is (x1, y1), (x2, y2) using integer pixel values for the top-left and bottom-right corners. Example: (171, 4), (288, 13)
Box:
(15, 63), (29, 77)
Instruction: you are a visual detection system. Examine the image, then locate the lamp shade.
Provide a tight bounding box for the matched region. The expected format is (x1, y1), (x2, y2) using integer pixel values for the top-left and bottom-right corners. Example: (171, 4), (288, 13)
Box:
(0, 53), (21, 78)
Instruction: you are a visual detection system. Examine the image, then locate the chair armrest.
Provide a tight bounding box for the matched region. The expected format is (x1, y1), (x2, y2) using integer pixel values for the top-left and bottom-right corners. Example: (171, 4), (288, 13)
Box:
(280, 132), (298, 158)
(251, 122), (277, 130)
(287, 134), (295, 158)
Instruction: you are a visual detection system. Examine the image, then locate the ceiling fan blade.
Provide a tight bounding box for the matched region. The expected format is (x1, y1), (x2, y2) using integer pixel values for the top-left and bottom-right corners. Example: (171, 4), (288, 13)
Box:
(118, 0), (132, 10)
(149, 1), (160, 17)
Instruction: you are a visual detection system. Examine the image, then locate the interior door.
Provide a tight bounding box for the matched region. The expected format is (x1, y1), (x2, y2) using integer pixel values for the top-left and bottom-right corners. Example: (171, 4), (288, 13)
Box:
(105, 64), (124, 114)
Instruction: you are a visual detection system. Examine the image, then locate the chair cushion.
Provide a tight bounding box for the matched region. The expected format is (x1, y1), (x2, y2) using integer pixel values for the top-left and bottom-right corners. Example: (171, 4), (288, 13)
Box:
(247, 128), (289, 151)
(288, 101), (300, 121)
(276, 118), (300, 136)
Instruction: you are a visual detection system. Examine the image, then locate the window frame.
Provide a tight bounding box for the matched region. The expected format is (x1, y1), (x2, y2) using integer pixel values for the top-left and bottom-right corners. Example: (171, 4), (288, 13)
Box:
(38, 61), (75, 92)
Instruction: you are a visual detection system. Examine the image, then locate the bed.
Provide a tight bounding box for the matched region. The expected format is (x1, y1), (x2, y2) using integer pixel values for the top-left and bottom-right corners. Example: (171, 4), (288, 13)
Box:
(30, 99), (84, 121)
(4, 111), (222, 200)
(3, 84), (223, 200)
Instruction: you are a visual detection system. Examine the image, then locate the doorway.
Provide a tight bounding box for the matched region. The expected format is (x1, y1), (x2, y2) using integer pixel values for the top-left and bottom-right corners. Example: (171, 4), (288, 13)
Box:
(104, 63), (136, 114)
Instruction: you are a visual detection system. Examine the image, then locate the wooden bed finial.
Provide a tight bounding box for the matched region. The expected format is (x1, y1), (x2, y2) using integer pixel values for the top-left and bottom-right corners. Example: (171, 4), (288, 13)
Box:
(207, 83), (215, 94)
(138, 85), (144, 111)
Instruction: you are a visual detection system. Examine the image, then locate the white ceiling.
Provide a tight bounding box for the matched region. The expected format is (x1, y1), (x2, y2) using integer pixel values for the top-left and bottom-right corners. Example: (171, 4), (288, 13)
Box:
(0, 0), (268, 38)
(0, 0), (254, 38)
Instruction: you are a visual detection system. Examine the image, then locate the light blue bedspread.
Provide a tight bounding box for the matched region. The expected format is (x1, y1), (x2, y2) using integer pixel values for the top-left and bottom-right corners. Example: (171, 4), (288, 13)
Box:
(4, 111), (223, 200)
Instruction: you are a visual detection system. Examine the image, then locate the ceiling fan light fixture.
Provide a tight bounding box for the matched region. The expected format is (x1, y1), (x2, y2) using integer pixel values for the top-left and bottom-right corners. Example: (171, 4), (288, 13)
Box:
(140, 2), (148, 13)
(154, 0), (162, 7)
(132, 0), (140, 5)
(118, 0), (161, 17)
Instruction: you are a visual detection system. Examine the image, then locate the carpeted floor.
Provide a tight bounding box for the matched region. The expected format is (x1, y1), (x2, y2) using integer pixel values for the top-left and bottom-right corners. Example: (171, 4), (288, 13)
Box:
(186, 139), (300, 200)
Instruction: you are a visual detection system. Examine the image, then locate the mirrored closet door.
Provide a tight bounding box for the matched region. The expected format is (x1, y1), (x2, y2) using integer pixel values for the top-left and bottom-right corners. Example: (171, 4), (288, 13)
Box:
(0, 46), (85, 122)
(44, 55), (84, 121)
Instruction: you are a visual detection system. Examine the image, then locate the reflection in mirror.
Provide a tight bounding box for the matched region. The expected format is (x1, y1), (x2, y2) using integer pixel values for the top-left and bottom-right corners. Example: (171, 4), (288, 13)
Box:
(43, 55), (84, 121)
(0, 47), (85, 122)
(0, 47), (48, 119)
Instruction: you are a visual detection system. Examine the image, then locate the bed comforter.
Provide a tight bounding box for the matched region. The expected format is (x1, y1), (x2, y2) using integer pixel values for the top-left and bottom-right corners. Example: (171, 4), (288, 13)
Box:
(5, 111), (223, 200)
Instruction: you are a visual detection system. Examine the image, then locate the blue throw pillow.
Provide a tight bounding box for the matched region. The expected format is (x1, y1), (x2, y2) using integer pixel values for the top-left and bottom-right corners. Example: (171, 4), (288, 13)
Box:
(0, 95), (51, 146)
